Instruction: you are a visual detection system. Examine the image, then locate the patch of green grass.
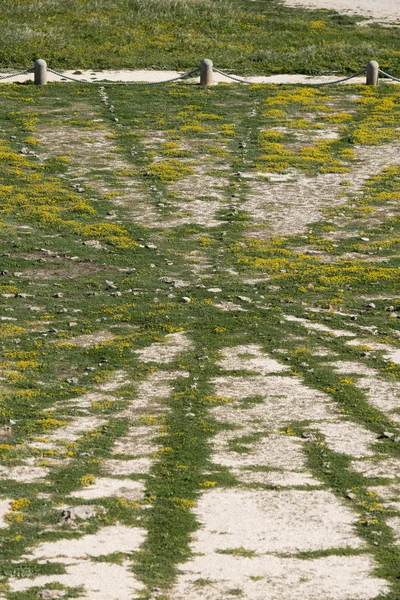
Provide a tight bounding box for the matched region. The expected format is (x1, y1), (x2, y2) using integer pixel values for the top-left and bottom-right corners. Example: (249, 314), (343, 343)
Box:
(0, 0), (399, 75)
(216, 547), (258, 558)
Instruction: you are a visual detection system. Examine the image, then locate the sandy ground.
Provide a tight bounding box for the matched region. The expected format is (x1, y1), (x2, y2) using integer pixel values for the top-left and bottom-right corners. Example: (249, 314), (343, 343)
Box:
(283, 0), (400, 23)
(0, 69), (380, 86)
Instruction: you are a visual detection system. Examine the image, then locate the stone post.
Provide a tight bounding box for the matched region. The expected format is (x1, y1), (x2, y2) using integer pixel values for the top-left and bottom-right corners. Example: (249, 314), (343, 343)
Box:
(34, 59), (47, 85)
(200, 59), (213, 86)
(366, 61), (379, 86)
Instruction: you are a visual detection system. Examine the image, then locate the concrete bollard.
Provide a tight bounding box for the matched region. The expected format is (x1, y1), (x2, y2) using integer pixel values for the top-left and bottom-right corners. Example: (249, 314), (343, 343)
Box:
(200, 59), (213, 86)
(366, 61), (379, 86)
(34, 59), (47, 85)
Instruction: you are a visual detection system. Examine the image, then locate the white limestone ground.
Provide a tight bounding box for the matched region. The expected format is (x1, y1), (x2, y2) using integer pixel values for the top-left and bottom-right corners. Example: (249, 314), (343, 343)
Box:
(192, 489), (364, 554)
(315, 420), (376, 458)
(245, 144), (400, 236)
(44, 417), (106, 443)
(0, 499), (11, 528)
(212, 431), (321, 486)
(172, 554), (387, 600)
(212, 375), (338, 425)
(9, 561), (145, 600)
(358, 377), (400, 419)
(170, 489), (387, 600)
(0, 70), (372, 86)
(98, 369), (130, 391)
(171, 343), (390, 598)
(327, 360), (378, 376)
(9, 525), (147, 599)
(134, 331), (193, 363)
(282, 0), (400, 24)
(24, 525), (146, 560)
(5, 354), (190, 598)
(122, 370), (189, 415)
(351, 457), (400, 479)
(70, 477), (144, 501)
(285, 314), (357, 337)
(113, 425), (159, 456)
(217, 344), (289, 374)
(67, 330), (115, 347)
(102, 457), (152, 476)
(387, 517), (400, 543)
(0, 465), (49, 482)
(369, 484), (400, 512)
(347, 339), (400, 366)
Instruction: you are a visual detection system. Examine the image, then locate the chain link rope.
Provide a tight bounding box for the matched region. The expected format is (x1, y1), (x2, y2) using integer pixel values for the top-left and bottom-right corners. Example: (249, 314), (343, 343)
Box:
(213, 68), (252, 84)
(378, 69), (400, 83)
(2, 65), (400, 86)
(201, 67), (367, 86)
(311, 69), (366, 86)
(47, 67), (200, 85)
(0, 68), (33, 81)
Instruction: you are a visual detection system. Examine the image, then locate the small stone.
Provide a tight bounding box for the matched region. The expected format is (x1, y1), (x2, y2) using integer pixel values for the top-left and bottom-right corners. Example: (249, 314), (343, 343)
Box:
(389, 312), (398, 319)
(16, 293), (33, 299)
(13, 272), (23, 278)
(181, 297), (191, 303)
(360, 237), (370, 242)
(207, 288), (222, 293)
(146, 244), (157, 250)
(378, 431), (394, 440)
(37, 590), (65, 599)
(69, 322), (78, 327)
(111, 291), (122, 297)
(66, 377), (78, 384)
(238, 295), (251, 302)
(0, 426), (12, 440)
(1, 294), (14, 298)
(20, 147), (29, 155)
(301, 432), (317, 442)
(345, 491), (357, 501)
(61, 505), (104, 522)
(83, 240), (102, 249)
(365, 303), (375, 309)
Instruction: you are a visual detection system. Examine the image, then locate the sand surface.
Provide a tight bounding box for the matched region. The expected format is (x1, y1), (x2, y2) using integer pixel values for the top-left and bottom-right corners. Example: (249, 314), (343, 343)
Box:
(0, 70), (380, 86)
(283, 0), (400, 23)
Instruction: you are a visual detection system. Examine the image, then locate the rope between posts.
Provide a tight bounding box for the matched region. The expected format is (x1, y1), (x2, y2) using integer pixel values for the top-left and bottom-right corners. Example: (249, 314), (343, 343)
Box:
(378, 69), (400, 83)
(213, 68), (252, 85)
(208, 67), (367, 86)
(47, 67), (201, 85)
(2, 65), (400, 86)
(0, 68), (33, 81)
(311, 69), (366, 86)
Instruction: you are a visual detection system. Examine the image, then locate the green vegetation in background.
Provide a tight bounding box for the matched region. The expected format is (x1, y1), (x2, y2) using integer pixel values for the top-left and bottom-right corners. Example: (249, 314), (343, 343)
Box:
(0, 0), (399, 75)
